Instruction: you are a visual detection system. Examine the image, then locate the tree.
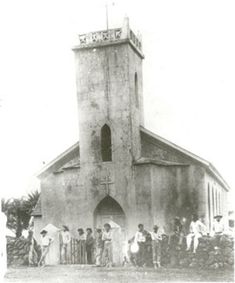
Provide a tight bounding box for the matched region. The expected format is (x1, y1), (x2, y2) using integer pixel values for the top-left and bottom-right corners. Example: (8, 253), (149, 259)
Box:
(1, 190), (40, 237)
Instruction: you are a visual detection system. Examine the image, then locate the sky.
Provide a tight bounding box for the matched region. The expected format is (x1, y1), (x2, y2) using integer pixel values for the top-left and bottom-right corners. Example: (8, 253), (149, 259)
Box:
(0, 0), (234, 203)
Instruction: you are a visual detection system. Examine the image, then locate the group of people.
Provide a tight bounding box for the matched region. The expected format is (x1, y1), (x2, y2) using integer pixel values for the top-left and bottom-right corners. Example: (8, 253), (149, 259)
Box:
(128, 214), (226, 268)
(37, 213), (226, 268)
(61, 224), (113, 267)
(39, 223), (113, 267)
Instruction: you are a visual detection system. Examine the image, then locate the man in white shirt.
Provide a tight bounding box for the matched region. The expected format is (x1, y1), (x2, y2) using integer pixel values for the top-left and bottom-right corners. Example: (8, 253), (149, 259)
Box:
(102, 223), (113, 267)
(38, 230), (53, 267)
(60, 225), (71, 264)
(186, 214), (207, 253)
(151, 225), (164, 268)
(213, 215), (224, 235)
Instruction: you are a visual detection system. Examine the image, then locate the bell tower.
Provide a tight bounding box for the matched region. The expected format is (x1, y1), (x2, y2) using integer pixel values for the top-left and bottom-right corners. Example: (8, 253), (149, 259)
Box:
(73, 17), (144, 166)
(73, 18), (144, 231)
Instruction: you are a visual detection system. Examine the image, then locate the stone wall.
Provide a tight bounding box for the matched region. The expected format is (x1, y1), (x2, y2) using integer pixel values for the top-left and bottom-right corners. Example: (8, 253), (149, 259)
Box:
(7, 236), (41, 266)
(168, 234), (234, 269)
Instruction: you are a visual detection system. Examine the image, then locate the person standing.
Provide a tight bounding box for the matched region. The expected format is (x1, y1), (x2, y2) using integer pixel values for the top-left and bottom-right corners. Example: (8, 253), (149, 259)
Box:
(60, 225), (71, 264)
(95, 228), (104, 267)
(86, 228), (95, 264)
(102, 223), (113, 267)
(168, 217), (182, 247)
(77, 228), (86, 264)
(28, 230), (38, 266)
(186, 214), (207, 253)
(151, 225), (164, 268)
(134, 224), (148, 267)
(38, 230), (53, 267)
(178, 217), (187, 246)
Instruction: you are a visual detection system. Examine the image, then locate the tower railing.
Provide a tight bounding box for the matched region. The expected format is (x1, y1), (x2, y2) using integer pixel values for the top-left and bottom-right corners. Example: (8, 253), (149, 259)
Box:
(79, 28), (122, 45)
(78, 28), (142, 52)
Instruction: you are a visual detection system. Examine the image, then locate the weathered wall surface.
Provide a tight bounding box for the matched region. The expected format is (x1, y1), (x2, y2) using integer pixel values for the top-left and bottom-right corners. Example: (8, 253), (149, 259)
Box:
(40, 168), (82, 238)
(134, 163), (207, 233)
(134, 165), (153, 231)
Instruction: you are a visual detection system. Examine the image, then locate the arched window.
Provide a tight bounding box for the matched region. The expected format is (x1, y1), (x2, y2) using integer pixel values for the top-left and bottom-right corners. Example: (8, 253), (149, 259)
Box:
(101, 124), (112, 162)
(134, 72), (139, 108)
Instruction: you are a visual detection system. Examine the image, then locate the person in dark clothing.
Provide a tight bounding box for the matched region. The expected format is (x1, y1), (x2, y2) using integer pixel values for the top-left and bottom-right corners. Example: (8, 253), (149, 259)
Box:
(168, 217), (183, 247)
(86, 228), (95, 264)
(95, 228), (103, 266)
(77, 228), (86, 264)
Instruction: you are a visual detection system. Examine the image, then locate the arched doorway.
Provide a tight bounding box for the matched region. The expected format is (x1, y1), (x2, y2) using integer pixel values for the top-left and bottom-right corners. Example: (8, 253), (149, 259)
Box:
(94, 196), (126, 265)
(94, 196), (126, 232)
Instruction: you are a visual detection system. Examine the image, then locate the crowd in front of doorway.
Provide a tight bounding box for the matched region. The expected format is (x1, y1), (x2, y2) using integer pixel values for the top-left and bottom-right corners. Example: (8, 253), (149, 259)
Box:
(36, 213), (230, 268)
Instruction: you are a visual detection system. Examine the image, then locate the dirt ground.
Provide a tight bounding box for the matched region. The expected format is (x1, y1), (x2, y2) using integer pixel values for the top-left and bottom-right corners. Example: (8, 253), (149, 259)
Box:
(3, 265), (234, 283)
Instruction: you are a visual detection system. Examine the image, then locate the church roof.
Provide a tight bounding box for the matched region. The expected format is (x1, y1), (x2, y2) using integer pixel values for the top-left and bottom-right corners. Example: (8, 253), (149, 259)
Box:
(140, 126), (230, 191)
(36, 128), (230, 192)
(37, 142), (79, 179)
(134, 157), (189, 167)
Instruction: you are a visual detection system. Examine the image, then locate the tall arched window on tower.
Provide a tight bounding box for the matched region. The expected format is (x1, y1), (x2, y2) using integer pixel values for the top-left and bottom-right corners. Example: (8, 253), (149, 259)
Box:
(134, 72), (139, 108)
(101, 124), (112, 162)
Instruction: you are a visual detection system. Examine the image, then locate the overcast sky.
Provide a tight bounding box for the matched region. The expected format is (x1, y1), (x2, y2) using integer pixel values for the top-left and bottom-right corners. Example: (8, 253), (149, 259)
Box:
(0, 0), (234, 202)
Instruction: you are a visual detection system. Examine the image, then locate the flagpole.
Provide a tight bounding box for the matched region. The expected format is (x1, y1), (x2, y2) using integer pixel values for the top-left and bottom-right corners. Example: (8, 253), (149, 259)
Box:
(105, 2), (109, 30)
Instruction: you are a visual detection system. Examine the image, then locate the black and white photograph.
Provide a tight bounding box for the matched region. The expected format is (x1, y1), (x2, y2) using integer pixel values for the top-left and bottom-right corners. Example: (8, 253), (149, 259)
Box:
(0, 0), (234, 282)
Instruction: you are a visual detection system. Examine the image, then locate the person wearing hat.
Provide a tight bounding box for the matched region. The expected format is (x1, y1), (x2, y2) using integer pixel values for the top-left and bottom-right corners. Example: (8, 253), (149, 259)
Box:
(77, 228), (86, 264)
(38, 230), (53, 267)
(212, 215), (224, 246)
(102, 223), (113, 267)
(95, 228), (104, 267)
(60, 225), (71, 264)
(151, 224), (165, 268)
(86, 228), (95, 264)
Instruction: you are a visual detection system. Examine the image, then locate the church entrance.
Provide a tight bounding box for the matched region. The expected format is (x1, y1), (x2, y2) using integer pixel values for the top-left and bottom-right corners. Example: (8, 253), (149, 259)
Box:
(94, 196), (126, 231)
(94, 196), (126, 265)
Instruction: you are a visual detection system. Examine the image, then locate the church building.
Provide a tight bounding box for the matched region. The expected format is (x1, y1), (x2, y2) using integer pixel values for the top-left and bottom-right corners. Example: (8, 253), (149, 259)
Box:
(32, 18), (229, 260)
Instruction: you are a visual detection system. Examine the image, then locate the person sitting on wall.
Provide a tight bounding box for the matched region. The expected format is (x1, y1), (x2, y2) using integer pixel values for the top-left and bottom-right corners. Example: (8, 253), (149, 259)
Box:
(86, 228), (95, 264)
(151, 224), (165, 269)
(60, 225), (71, 264)
(186, 214), (207, 253)
(38, 230), (53, 267)
(134, 224), (148, 267)
(212, 215), (225, 247)
(102, 223), (113, 267)
(77, 228), (86, 264)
